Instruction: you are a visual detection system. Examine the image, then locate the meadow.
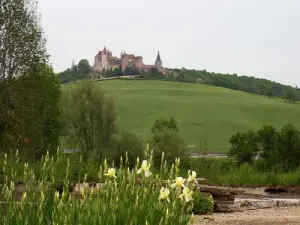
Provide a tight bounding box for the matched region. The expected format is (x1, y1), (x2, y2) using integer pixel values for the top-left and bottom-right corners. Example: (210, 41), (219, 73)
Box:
(65, 79), (300, 153)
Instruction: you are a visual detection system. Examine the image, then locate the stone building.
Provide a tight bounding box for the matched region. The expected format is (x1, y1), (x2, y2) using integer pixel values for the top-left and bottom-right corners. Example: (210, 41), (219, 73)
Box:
(92, 47), (164, 73)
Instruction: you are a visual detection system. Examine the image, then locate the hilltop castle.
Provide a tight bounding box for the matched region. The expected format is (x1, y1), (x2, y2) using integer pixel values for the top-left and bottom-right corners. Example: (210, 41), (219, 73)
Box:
(92, 47), (165, 73)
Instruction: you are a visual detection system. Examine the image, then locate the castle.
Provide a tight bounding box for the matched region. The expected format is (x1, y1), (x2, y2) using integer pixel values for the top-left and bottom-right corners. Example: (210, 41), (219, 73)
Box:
(92, 47), (165, 74)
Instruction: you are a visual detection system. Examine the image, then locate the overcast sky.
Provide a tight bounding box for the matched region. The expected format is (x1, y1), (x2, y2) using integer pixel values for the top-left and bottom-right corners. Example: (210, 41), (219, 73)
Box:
(39, 0), (300, 86)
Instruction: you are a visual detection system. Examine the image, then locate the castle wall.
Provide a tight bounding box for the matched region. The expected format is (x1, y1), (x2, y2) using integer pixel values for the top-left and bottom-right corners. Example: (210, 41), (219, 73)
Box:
(101, 54), (109, 70)
(93, 55), (103, 71)
(121, 55), (129, 71)
(135, 57), (143, 69)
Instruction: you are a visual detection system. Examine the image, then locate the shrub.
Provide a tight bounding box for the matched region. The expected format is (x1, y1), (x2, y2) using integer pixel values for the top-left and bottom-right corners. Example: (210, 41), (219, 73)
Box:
(257, 125), (279, 167)
(61, 81), (117, 159)
(150, 130), (188, 166)
(193, 192), (214, 215)
(112, 131), (144, 167)
(151, 117), (179, 133)
(228, 131), (259, 165)
(277, 124), (300, 170)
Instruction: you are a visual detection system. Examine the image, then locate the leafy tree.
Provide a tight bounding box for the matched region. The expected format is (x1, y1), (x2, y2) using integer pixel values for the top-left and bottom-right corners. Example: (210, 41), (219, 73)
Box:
(228, 131), (259, 165)
(151, 130), (187, 166)
(284, 89), (298, 103)
(0, 0), (47, 81)
(112, 131), (144, 167)
(14, 65), (61, 158)
(57, 59), (91, 83)
(257, 125), (279, 165)
(77, 59), (91, 79)
(0, 0), (61, 159)
(277, 124), (300, 170)
(61, 81), (117, 159)
(151, 117), (179, 133)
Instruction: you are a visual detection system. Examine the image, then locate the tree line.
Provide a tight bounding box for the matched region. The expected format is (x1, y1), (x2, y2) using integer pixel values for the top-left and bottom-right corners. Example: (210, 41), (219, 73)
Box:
(168, 68), (300, 102)
(229, 124), (300, 171)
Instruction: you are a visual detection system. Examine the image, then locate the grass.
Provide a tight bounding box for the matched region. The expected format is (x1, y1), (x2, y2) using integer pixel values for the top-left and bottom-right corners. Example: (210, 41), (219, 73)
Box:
(1, 150), (213, 224)
(190, 158), (300, 187)
(64, 79), (300, 153)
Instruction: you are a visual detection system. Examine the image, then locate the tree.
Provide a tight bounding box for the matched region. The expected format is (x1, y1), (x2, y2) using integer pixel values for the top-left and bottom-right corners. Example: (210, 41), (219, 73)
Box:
(0, 0), (59, 158)
(61, 81), (117, 159)
(77, 59), (91, 79)
(151, 130), (187, 166)
(277, 124), (300, 170)
(151, 117), (179, 133)
(284, 89), (298, 103)
(0, 0), (47, 81)
(228, 131), (259, 165)
(15, 65), (61, 158)
(257, 125), (279, 165)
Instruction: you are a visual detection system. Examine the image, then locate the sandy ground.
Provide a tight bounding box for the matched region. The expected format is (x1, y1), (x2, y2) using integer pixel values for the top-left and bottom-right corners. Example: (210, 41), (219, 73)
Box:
(194, 207), (300, 225)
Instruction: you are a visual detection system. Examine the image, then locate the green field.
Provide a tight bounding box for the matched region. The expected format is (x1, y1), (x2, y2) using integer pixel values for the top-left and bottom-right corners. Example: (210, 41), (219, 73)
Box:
(65, 79), (300, 153)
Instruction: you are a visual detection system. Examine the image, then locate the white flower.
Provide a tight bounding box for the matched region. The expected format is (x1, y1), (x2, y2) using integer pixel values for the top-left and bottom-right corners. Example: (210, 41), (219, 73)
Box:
(104, 168), (117, 178)
(179, 187), (193, 203)
(158, 187), (170, 203)
(170, 177), (185, 188)
(188, 170), (198, 185)
(137, 160), (152, 177)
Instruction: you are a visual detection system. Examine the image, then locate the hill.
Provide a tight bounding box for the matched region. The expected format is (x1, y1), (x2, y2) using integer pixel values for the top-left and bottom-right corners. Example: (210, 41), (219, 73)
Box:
(65, 79), (300, 153)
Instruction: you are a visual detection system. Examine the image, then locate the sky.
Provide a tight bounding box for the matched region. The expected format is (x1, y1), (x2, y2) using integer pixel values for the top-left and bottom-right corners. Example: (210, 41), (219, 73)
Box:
(38, 0), (300, 86)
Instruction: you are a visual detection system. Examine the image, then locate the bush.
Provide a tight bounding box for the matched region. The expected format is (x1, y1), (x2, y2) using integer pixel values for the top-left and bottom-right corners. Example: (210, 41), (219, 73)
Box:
(277, 124), (300, 170)
(151, 117), (179, 133)
(228, 131), (259, 165)
(229, 124), (300, 172)
(112, 131), (144, 167)
(150, 130), (188, 166)
(257, 125), (279, 164)
(193, 192), (214, 215)
(0, 65), (61, 159)
(61, 81), (117, 159)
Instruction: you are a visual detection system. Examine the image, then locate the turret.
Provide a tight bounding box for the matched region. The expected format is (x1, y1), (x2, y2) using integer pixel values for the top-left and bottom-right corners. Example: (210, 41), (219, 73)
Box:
(155, 51), (162, 68)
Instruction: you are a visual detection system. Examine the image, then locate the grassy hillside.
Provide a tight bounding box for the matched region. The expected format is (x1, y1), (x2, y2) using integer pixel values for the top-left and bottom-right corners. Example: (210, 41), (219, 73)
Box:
(65, 79), (300, 153)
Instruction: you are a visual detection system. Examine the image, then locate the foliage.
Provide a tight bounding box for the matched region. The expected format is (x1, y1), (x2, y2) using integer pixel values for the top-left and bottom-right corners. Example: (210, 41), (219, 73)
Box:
(192, 192), (214, 215)
(102, 66), (123, 78)
(284, 89), (298, 103)
(0, 0), (55, 159)
(277, 124), (300, 170)
(0, 0), (47, 81)
(169, 68), (300, 101)
(57, 59), (92, 83)
(228, 131), (259, 165)
(112, 131), (145, 167)
(60, 81), (117, 159)
(124, 66), (140, 76)
(189, 158), (300, 187)
(256, 125), (279, 166)
(150, 130), (188, 166)
(151, 117), (179, 133)
(0, 150), (200, 224)
(0, 65), (61, 159)
(229, 124), (300, 171)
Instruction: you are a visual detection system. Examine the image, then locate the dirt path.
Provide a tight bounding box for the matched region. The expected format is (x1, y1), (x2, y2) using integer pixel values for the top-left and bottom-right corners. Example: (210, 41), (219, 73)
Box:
(194, 206), (300, 225)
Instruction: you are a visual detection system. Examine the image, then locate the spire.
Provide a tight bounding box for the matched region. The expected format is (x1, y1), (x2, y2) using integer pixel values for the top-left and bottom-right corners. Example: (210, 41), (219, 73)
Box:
(156, 50), (161, 62)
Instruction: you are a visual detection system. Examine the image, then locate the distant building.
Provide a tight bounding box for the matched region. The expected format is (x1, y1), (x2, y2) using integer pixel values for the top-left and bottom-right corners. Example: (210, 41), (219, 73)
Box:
(92, 47), (165, 74)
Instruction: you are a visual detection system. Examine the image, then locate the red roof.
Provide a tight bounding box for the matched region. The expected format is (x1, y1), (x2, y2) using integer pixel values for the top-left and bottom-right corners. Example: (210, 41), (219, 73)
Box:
(143, 64), (155, 69)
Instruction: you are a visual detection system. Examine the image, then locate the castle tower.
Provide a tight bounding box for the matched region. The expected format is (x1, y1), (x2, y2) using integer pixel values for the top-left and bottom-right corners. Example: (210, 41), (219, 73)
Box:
(155, 51), (162, 68)
(71, 59), (75, 69)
